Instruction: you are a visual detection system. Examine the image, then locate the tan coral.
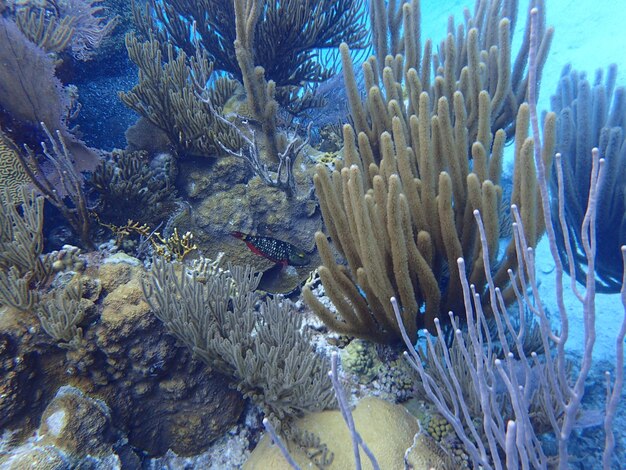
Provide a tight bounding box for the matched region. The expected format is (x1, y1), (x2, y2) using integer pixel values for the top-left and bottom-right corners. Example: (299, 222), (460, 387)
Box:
(244, 397), (422, 469)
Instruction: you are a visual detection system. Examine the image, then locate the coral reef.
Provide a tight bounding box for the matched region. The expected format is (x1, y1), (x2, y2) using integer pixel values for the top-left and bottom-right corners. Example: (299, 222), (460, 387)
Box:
(0, 0), (624, 468)
(173, 150), (322, 292)
(375, 358), (418, 403)
(119, 34), (242, 158)
(0, 255), (244, 458)
(93, 259), (244, 455)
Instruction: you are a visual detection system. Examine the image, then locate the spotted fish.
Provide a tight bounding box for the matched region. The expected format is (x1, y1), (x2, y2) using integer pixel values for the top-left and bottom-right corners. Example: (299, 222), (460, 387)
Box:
(230, 231), (311, 266)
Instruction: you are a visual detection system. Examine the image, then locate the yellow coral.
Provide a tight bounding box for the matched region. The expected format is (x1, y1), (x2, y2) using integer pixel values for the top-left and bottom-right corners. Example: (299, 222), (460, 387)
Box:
(95, 217), (197, 261)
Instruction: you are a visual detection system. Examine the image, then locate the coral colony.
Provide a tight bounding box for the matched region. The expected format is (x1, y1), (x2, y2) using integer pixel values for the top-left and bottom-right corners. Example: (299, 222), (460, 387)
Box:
(0, 0), (625, 469)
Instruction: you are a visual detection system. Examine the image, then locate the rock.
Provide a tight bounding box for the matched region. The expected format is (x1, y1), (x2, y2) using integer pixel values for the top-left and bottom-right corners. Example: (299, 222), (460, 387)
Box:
(404, 428), (454, 470)
(97, 260), (133, 293)
(244, 396), (421, 469)
(0, 331), (39, 429)
(37, 386), (114, 458)
(128, 367), (244, 456)
(95, 266), (244, 456)
(0, 444), (70, 470)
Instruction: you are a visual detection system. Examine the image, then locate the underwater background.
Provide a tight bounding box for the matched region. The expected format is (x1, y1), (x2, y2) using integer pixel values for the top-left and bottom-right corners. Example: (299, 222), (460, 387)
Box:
(1, 0), (625, 469)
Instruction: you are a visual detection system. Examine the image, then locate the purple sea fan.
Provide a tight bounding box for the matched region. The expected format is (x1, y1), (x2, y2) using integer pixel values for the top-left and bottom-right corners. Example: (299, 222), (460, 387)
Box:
(0, 17), (70, 132)
(58, 0), (117, 61)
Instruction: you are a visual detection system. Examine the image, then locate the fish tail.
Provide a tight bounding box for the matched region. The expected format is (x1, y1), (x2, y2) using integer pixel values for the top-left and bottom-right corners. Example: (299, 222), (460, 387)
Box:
(230, 231), (245, 239)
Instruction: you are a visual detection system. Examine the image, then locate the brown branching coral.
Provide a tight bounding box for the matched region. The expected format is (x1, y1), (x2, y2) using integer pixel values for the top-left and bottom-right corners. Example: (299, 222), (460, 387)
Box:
(215, 0), (311, 197)
(89, 150), (180, 226)
(121, 29), (308, 195)
(119, 34), (243, 157)
(0, 187), (50, 310)
(14, 6), (75, 54)
(15, 124), (94, 249)
(143, 257), (335, 423)
(132, 0), (368, 108)
(303, 0), (556, 344)
(304, 106), (554, 343)
(35, 281), (85, 348)
(348, 0), (553, 157)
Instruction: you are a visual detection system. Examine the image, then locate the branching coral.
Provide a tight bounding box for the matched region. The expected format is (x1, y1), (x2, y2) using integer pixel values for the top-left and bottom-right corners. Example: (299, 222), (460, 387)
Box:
(303, 0), (556, 343)
(35, 282), (85, 347)
(121, 28), (310, 195)
(348, 0), (553, 157)
(89, 150), (180, 226)
(14, 6), (75, 54)
(7, 0), (117, 60)
(15, 124), (94, 249)
(132, 0), (368, 108)
(142, 257), (336, 423)
(551, 64), (626, 292)
(232, 0), (281, 163)
(0, 187), (50, 310)
(119, 34), (243, 157)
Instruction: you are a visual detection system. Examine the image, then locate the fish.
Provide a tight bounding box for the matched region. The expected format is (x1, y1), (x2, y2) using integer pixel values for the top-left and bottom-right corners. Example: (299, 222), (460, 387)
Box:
(230, 231), (311, 266)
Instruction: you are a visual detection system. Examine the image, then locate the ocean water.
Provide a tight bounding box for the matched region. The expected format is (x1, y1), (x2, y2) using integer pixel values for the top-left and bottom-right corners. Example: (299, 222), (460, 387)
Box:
(1, 0), (625, 469)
